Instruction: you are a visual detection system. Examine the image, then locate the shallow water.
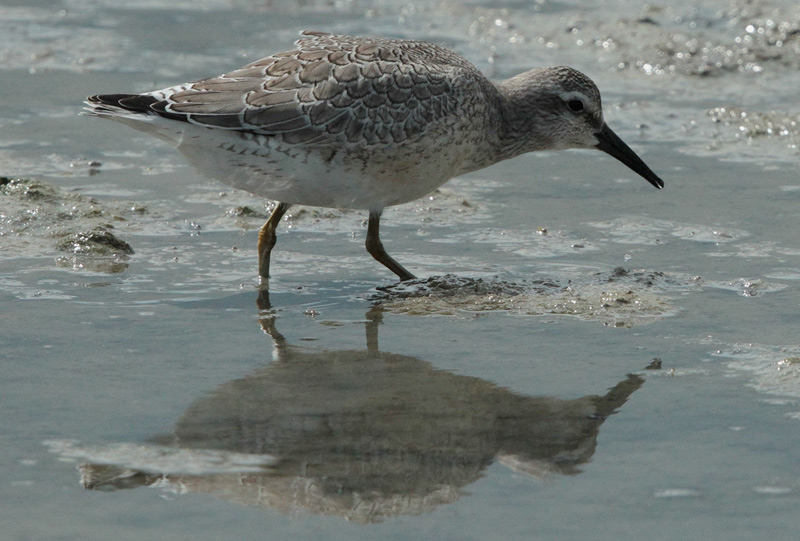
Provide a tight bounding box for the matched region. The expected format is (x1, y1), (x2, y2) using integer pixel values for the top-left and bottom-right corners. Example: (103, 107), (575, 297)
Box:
(2, 0), (800, 539)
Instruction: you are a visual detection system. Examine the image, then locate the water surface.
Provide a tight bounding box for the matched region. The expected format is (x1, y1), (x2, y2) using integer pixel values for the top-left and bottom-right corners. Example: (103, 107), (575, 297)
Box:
(2, 1), (799, 539)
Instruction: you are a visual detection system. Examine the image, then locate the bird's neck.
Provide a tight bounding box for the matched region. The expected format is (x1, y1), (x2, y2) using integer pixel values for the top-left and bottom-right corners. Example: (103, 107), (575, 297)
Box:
(493, 77), (556, 160)
(450, 78), (554, 176)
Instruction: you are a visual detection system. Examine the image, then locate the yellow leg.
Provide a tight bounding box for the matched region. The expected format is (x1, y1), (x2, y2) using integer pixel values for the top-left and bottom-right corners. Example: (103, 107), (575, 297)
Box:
(257, 202), (290, 282)
(365, 210), (416, 281)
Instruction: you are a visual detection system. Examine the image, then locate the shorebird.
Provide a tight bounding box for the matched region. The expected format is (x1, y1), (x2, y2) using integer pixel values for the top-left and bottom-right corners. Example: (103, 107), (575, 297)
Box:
(86, 30), (664, 282)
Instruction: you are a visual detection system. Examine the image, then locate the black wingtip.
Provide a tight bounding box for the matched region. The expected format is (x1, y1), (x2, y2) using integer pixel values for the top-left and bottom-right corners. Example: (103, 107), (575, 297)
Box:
(87, 94), (160, 113)
(85, 93), (189, 123)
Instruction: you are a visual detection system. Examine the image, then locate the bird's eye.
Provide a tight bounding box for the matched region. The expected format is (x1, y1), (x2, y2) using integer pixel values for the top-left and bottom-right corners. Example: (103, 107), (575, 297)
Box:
(567, 99), (585, 113)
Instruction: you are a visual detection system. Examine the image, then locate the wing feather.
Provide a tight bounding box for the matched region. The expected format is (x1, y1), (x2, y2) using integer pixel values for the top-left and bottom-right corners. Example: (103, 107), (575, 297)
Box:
(92, 31), (488, 147)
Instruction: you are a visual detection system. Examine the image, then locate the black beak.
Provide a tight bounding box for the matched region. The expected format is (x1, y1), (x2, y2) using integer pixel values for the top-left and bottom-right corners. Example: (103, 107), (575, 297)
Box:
(595, 123), (664, 189)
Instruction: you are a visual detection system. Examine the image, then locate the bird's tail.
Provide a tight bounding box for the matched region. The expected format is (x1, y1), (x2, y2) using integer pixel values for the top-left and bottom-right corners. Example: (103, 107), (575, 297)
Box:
(84, 94), (186, 145)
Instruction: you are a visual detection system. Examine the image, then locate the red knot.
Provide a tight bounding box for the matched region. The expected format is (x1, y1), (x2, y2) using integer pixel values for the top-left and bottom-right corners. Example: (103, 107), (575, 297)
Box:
(86, 30), (664, 283)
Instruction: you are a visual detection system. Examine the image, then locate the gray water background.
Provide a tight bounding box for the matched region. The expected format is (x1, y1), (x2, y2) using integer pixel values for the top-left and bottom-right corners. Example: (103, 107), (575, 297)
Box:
(2, 0), (799, 539)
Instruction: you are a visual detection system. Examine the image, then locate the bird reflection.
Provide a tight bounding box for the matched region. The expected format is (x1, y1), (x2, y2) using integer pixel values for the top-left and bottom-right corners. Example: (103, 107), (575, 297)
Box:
(76, 305), (643, 522)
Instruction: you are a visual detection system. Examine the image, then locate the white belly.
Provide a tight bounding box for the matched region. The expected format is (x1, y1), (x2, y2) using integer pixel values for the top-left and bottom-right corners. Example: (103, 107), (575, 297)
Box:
(175, 128), (470, 210)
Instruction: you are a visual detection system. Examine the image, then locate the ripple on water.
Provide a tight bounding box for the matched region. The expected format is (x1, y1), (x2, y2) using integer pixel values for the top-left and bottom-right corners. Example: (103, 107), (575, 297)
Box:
(587, 217), (749, 245)
(689, 338), (800, 418)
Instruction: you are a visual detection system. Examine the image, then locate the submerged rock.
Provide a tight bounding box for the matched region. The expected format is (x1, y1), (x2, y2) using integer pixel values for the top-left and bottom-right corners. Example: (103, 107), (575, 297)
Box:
(55, 229), (134, 256)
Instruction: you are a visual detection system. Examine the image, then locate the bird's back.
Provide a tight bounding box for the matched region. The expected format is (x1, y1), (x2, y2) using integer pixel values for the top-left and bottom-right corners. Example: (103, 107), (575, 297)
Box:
(88, 31), (499, 150)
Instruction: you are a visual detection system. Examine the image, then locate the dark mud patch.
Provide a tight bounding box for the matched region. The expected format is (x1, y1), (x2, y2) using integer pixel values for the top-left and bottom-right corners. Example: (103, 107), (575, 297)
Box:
(0, 177), (176, 271)
(53, 229), (134, 274)
(371, 269), (681, 327)
(55, 229), (134, 256)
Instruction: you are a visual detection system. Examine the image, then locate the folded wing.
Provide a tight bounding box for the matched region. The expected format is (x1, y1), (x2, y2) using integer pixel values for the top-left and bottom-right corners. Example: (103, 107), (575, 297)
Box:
(88, 31), (484, 148)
